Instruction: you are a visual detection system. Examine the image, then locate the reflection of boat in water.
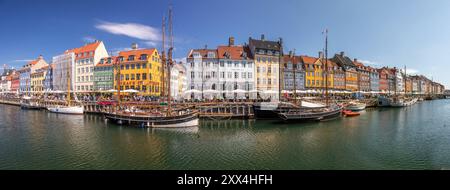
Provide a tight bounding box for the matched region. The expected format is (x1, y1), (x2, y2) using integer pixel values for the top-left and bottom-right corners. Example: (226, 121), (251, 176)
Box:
(151, 125), (199, 134)
(345, 102), (366, 111)
(277, 104), (342, 122)
(20, 96), (44, 110)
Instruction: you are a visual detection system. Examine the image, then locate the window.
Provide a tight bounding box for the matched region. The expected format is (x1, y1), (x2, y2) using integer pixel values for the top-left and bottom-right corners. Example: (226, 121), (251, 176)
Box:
(257, 67), (260, 73)
(191, 72), (195, 79)
(221, 72), (225, 78)
(248, 72), (252, 79)
(131, 64), (135, 69)
(126, 65), (129, 70)
(142, 73), (147, 80)
(125, 74), (129, 80)
(136, 63), (141, 69)
(149, 63), (152, 69)
(131, 74), (135, 80)
(220, 61), (224, 67)
(90, 75), (93, 81)
(257, 78), (260, 84)
(212, 71), (216, 78)
(234, 72), (238, 79)
(149, 73), (152, 80)
(268, 79), (271, 85)
(120, 65), (124, 70)
(190, 62), (195, 68)
(234, 61), (239, 67)
(242, 72), (246, 78)
(268, 67), (272, 73)
(128, 55), (135, 61)
(140, 54), (147, 60)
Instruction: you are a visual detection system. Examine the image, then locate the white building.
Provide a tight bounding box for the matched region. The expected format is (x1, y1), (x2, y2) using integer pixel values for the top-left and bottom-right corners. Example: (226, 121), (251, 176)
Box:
(170, 63), (187, 101)
(186, 37), (256, 100)
(52, 51), (76, 91)
(72, 41), (109, 92)
(186, 48), (218, 100)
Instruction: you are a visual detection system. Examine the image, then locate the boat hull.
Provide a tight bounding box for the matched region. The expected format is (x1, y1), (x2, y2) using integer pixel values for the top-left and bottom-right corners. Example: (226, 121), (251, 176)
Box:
(20, 104), (44, 110)
(278, 107), (342, 122)
(47, 106), (84, 114)
(104, 112), (200, 128)
(346, 104), (366, 111)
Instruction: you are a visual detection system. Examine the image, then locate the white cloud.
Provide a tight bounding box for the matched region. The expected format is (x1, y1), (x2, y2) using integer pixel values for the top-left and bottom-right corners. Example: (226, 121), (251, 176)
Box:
(109, 47), (133, 56)
(11, 59), (34, 62)
(95, 21), (161, 46)
(143, 41), (157, 47)
(399, 68), (419, 74)
(359, 59), (381, 66)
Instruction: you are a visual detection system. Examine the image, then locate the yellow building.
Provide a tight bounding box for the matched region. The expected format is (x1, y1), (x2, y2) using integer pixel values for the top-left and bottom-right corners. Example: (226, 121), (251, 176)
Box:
(115, 48), (162, 96)
(301, 53), (334, 90)
(30, 66), (47, 93)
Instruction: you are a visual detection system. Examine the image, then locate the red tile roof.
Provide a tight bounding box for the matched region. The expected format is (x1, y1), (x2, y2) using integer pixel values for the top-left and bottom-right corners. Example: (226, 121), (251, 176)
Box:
(118, 49), (156, 60)
(96, 56), (118, 67)
(300, 56), (318, 64)
(67, 41), (102, 59)
(217, 45), (250, 60)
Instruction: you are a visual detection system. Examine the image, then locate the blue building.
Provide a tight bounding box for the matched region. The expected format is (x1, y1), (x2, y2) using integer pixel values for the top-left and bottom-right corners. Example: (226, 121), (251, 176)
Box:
(43, 64), (54, 91)
(282, 53), (305, 92)
(19, 68), (31, 92)
(369, 67), (379, 92)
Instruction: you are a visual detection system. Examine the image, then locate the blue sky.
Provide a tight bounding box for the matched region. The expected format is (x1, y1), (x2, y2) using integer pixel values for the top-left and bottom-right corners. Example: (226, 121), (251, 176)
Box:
(0, 0), (449, 87)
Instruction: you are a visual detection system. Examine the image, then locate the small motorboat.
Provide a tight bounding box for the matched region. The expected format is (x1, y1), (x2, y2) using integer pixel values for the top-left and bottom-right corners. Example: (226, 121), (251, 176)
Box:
(343, 110), (360, 117)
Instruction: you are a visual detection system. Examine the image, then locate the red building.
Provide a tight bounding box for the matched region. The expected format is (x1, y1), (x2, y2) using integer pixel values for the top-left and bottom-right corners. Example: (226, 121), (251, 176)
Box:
(10, 72), (20, 93)
(378, 68), (389, 93)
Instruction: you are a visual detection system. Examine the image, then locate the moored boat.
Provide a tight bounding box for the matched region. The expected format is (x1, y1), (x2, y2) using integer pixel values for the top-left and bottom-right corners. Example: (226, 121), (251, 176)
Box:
(277, 104), (343, 122)
(343, 110), (360, 117)
(104, 109), (199, 128)
(47, 105), (84, 114)
(345, 102), (366, 111)
(20, 96), (44, 110)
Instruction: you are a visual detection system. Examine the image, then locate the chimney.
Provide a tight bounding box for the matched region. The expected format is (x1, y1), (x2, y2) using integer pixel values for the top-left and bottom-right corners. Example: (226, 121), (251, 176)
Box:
(261, 34), (265, 41)
(354, 58), (357, 63)
(131, 43), (138, 50)
(319, 51), (324, 58)
(228, 37), (235, 46)
(340, 51), (344, 56)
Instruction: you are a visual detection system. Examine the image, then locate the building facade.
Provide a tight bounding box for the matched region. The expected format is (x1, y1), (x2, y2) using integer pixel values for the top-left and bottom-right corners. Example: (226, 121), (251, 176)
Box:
(353, 59), (371, 92)
(248, 35), (282, 100)
(115, 47), (162, 96)
(19, 55), (48, 93)
(43, 64), (54, 91)
(94, 56), (116, 91)
(74, 41), (109, 92)
(170, 63), (187, 101)
(52, 51), (76, 92)
(368, 67), (379, 92)
(282, 53), (305, 92)
(186, 48), (218, 100)
(332, 52), (358, 92)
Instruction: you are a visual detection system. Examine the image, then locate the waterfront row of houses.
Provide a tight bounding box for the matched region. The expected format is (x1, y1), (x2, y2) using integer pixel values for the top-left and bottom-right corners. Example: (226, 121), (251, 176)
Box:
(0, 35), (446, 100)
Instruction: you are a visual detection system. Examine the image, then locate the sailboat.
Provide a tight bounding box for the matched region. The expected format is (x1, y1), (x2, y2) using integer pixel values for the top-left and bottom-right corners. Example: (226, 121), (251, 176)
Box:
(276, 29), (343, 122)
(104, 6), (199, 128)
(47, 56), (84, 114)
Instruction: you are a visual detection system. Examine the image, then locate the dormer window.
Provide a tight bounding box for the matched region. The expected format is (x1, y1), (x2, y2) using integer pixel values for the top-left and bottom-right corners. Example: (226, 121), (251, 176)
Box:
(100, 59), (104, 64)
(224, 52), (230, 59)
(140, 54), (148, 60)
(118, 56), (124, 62)
(107, 58), (112, 64)
(193, 52), (201, 58)
(128, 55), (135, 61)
(242, 52), (247, 58)
(208, 52), (215, 58)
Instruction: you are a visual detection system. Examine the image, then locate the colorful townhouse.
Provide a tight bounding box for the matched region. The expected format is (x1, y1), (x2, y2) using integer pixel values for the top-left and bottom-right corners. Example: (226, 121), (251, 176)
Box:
(19, 55), (48, 93)
(94, 56), (116, 91)
(330, 59), (345, 91)
(43, 64), (54, 91)
(30, 66), (47, 92)
(73, 40), (109, 92)
(170, 63), (187, 101)
(332, 52), (358, 92)
(353, 59), (371, 92)
(368, 66), (379, 92)
(186, 48), (218, 100)
(52, 50), (76, 92)
(282, 52), (305, 93)
(248, 35), (282, 100)
(10, 72), (20, 93)
(378, 68), (389, 93)
(115, 46), (162, 96)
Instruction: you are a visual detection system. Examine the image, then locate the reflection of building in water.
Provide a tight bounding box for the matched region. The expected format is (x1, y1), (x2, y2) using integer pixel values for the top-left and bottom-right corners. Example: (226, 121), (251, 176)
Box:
(200, 119), (255, 129)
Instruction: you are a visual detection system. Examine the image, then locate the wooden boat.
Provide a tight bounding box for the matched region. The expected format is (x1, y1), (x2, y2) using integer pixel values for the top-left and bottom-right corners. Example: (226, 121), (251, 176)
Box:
(345, 102), (366, 111)
(343, 110), (360, 117)
(104, 109), (199, 128)
(20, 96), (44, 110)
(278, 105), (342, 122)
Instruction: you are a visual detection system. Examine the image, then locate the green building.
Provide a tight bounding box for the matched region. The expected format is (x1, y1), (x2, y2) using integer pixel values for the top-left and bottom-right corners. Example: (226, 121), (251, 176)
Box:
(94, 56), (116, 91)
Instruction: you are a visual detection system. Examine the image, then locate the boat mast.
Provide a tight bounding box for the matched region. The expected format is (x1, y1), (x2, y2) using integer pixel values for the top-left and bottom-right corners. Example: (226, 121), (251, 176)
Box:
(117, 57), (121, 108)
(293, 49), (297, 105)
(324, 29), (329, 107)
(166, 4), (174, 116)
(404, 65), (407, 96)
(67, 61), (71, 107)
(161, 15), (166, 103)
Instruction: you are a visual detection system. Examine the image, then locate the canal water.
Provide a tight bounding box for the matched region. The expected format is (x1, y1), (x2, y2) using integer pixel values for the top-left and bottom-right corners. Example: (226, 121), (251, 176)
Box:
(0, 99), (450, 170)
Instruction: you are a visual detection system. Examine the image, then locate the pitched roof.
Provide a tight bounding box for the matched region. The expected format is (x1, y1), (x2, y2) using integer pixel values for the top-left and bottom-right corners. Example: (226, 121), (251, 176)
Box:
(300, 56), (318, 64)
(118, 49), (156, 59)
(96, 56), (118, 67)
(332, 53), (355, 68)
(187, 49), (218, 59)
(217, 45), (251, 60)
(68, 41), (101, 54)
(248, 38), (281, 51)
